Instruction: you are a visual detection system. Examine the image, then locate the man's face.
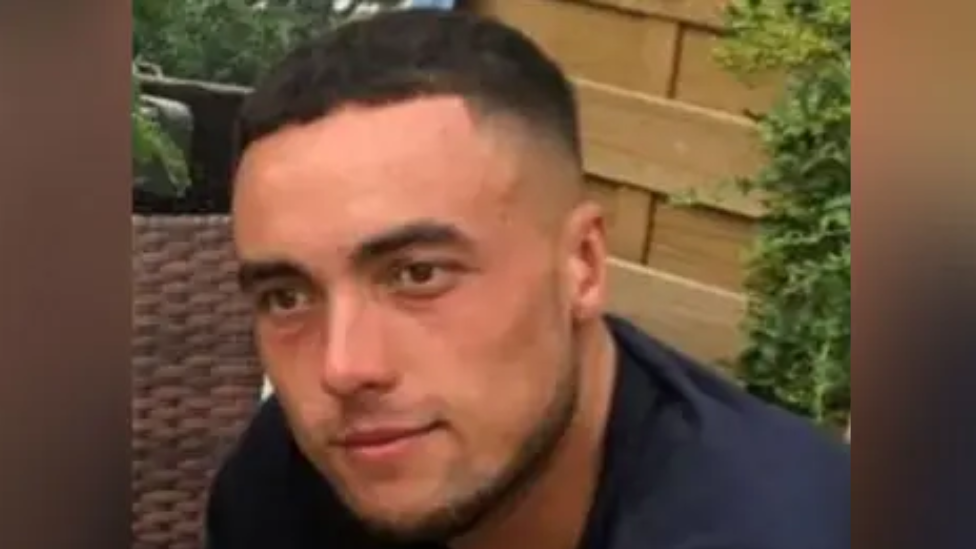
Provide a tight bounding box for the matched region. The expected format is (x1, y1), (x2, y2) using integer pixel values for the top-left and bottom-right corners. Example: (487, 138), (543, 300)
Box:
(232, 97), (604, 540)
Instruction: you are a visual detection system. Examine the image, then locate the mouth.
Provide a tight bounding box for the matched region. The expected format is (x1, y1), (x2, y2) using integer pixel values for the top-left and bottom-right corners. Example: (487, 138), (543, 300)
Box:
(334, 422), (441, 461)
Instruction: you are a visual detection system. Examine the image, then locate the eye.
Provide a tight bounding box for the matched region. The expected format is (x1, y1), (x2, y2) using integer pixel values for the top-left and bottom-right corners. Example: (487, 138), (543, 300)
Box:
(255, 286), (314, 316)
(397, 262), (437, 285)
(387, 261), (459, 297)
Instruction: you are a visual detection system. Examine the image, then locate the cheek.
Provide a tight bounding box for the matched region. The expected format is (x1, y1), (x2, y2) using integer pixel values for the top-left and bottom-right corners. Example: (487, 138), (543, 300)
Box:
(257, 324), (338, 437)
(439, 333), (567, 472)
(426, 273), (569, 454)
(257, 322), (311, 388)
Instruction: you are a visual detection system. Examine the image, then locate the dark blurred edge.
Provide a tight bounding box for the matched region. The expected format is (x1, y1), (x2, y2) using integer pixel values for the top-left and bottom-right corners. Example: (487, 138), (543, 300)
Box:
(854, 2), (976, 548)
(0, 1), (131, 548)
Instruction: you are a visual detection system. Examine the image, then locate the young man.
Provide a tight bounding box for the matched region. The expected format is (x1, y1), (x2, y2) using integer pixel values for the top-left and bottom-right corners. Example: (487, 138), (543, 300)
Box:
(208, 9), (849, 549)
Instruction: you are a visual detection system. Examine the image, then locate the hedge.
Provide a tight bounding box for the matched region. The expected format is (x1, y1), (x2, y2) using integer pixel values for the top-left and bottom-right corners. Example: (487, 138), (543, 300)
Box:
(718, 0), (851, 428)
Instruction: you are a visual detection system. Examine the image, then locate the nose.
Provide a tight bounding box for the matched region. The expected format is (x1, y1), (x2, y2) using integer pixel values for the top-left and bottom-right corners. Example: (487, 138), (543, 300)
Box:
(317, 290), (398, 397)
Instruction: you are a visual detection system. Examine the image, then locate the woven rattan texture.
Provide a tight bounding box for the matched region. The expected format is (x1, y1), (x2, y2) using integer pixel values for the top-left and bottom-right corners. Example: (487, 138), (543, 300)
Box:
(132, 216), (263, 549)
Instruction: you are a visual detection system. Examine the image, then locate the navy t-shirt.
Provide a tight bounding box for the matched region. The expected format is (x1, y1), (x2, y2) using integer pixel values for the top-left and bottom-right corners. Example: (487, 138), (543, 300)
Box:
(205, 316), (850, 548)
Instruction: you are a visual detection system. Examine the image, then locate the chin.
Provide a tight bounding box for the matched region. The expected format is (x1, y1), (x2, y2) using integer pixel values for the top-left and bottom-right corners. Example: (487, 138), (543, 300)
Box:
(332, 477), (486, 543)
(349, 502), (461, 543)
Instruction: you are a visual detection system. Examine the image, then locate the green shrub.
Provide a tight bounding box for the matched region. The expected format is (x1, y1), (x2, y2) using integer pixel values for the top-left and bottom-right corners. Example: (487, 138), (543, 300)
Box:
(133, 0), (401, 86)
(131, 0), (399, 197)
(132, 70), (191, 197)
(718, 0), (851, 427)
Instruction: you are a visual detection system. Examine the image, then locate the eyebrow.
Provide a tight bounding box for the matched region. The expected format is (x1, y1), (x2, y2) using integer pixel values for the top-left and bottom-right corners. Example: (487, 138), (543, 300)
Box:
(351, 220), (472, 267)
(236, 220), (471, 291)
(237, 260), (309, 293)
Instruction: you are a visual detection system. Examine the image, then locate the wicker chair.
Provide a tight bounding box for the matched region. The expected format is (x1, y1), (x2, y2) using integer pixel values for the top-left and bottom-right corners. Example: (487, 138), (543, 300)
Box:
(132, 215), (264, 549)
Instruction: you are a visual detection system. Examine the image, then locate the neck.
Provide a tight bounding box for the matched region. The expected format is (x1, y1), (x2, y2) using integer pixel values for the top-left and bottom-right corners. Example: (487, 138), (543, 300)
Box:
(452, 320), (617, 549)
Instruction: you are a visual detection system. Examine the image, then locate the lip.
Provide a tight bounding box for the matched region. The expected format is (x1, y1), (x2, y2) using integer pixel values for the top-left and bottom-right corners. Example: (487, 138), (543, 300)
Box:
(334, 423), (439, 461)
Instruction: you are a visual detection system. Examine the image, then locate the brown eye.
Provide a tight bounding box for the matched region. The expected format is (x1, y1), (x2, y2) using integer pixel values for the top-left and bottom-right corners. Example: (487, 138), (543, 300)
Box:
(258, 287), (312, 316)
(401, 263), (436, 285)
(388, 261), (458, 297)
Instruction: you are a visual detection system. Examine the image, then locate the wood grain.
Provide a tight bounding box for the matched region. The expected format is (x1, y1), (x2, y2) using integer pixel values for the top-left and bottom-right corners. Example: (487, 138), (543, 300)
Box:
(562, 0), (728, 29)
(645, 203), (757, 292)
(576, 78), (766, 217)
(474, 0), (679, 96)
(673, 26), (784, 115)
(606, 257), (745, 366)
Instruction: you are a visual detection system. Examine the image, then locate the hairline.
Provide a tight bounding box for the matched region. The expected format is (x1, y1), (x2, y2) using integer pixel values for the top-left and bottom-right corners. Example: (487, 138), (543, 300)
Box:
(233, 91), (583, 207)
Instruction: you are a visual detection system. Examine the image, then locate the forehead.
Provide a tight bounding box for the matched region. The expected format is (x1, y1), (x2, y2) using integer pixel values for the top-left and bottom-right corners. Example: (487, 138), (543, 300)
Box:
(232, 97), (522, 260)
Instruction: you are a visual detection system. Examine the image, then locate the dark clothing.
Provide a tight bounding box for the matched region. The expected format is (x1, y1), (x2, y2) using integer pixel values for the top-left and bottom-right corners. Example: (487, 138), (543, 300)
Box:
(205, 316), (850, 549)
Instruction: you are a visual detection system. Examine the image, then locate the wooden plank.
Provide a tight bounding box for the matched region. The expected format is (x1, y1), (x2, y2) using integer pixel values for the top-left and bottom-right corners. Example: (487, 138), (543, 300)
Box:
(566, 0), (728, 29)
(584, 177), (655, 263)
(646, 203), (757, 292)
(606, 257), (745, 366)
(575, 78), (767, 218)
(474, 0), (679, 97)
(673, 26), (784, 115)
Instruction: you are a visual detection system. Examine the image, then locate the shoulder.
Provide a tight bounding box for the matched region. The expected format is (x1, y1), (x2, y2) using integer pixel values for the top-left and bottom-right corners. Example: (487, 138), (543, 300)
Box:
(605, 317), (850, 549)
(204, 397), (309, 547)
(623, 416), (848, 549)
(210, 397), (307, 501)
(204, 397), (371, 548)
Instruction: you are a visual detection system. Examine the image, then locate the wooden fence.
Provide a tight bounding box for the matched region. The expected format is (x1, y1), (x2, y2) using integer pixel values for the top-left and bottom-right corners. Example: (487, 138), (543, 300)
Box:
(469, 0), (784, 368)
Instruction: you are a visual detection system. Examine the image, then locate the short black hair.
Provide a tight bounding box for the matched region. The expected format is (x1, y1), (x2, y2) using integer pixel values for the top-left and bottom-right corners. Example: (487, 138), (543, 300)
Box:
(234, 8), (580, 171)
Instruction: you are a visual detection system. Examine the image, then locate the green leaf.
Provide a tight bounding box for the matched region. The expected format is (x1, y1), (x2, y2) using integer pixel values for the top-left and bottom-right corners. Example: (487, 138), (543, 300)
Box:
(132, 69), (191, 196)
(720, 0), (850, 429)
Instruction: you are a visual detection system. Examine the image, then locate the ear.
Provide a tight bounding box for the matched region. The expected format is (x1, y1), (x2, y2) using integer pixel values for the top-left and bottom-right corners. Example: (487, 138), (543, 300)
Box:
(564, 200), (608, 323)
